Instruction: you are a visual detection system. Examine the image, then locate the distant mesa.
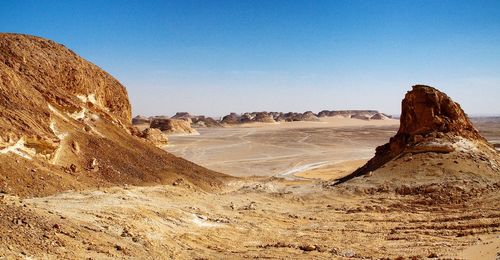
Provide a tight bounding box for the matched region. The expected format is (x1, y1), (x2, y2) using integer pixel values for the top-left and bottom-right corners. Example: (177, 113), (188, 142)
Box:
(333, 85), (500, 199)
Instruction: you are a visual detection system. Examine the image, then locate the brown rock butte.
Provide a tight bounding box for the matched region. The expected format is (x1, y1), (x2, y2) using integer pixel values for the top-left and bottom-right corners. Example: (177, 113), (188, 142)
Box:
(335, 85), (495, 184)
(0, 33), (226, 197)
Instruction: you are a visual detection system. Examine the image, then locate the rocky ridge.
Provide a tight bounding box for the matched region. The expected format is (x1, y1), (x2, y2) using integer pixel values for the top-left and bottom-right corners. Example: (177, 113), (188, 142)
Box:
(0, 33), (226, 197)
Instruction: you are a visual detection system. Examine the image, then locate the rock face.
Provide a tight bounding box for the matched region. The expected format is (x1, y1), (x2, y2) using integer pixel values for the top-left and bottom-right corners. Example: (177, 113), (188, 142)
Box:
(398, 86), (481, 140)
(0, 34), (225, 197)
(150, 118), (198, 135)
(140, 128), (168, 147)
(335, 85), (497, 185)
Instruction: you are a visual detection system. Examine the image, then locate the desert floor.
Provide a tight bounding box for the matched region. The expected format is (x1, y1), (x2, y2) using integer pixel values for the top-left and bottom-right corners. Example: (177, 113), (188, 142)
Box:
(2, 118), (499, 259)
(166, 118), (400, 179)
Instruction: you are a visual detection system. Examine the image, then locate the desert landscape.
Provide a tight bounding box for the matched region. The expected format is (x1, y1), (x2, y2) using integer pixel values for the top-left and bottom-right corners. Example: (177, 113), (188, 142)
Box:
(0, 33), (498, 260)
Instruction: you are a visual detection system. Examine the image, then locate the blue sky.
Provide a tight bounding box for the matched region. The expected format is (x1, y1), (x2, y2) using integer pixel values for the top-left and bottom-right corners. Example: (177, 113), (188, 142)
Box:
(1, 0), (500, 116)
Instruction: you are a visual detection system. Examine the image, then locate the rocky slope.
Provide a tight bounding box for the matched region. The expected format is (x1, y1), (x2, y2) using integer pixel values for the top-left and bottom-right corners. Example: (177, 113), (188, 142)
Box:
(333, 85), (500, 203)
(0, 33), (226, 197)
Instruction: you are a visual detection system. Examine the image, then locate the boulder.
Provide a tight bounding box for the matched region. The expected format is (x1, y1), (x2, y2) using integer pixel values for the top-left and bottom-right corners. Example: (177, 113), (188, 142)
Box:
(141, 128), (168, 147)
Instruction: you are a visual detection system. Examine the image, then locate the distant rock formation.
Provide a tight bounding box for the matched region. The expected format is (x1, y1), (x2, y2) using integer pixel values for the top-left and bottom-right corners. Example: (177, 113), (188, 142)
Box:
(318, 110), (379, 118)
(254, 112), (276, 123)
(370, 113), (391, 120)
(140, 128), (168, 147)
(172, 112), (192, 119)
(220, 113), (240, 125)
(141, 109), (392, 128)
(132, 115), (151, 125)
(302, 111), (320, 121)
(150, 118), (199, 135)
(191, 116), (222, 128)
(334, 85), (499, 185)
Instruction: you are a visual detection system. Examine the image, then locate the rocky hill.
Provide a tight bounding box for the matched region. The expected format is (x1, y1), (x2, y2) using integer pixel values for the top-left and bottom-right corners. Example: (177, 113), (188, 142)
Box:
(333, 85), (500, 203)
(0, 33), (226, 197)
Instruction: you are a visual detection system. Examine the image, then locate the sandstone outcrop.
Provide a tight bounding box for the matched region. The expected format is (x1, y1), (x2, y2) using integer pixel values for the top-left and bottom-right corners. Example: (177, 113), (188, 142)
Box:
(301, 111), (320, 121)
(140, 128), (168, 147)
(150, 118), (198, 135)
(221, 113), (240, 125)
(334, 85), (499, 186)
(191, 116), (222, 128)
(254, 112), (276, 123)
(0, 34), (225, 196)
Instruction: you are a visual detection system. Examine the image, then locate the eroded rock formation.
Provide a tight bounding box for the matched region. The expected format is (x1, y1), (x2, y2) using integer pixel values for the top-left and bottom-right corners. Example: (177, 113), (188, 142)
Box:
(334, 85), (498, 185)
(150, 118), (198, 135)
(140, 128), (168, 147)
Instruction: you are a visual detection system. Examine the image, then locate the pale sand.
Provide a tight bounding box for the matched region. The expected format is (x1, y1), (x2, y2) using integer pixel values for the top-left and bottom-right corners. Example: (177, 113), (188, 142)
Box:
(295, 159), (367, 180)
(166, 118), (399, 178)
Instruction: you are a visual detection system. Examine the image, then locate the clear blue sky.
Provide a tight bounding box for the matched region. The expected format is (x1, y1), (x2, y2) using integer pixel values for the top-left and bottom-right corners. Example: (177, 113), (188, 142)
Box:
(2, 0), (500, 116)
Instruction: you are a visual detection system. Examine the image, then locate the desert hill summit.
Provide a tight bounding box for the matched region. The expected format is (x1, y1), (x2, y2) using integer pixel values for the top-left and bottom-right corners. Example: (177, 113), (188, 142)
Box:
(333, 85), (499, 202)
(0, 33), (227, 197)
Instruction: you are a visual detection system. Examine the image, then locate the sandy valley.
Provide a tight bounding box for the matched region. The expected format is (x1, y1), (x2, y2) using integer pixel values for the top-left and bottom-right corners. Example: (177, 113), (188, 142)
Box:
(166, 118), (399, 178)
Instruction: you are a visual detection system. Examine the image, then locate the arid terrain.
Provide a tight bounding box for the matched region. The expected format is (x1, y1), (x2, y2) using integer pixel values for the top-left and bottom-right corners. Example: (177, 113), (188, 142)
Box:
(0, 34), (498, 260)
(166, 118), (399, 178)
